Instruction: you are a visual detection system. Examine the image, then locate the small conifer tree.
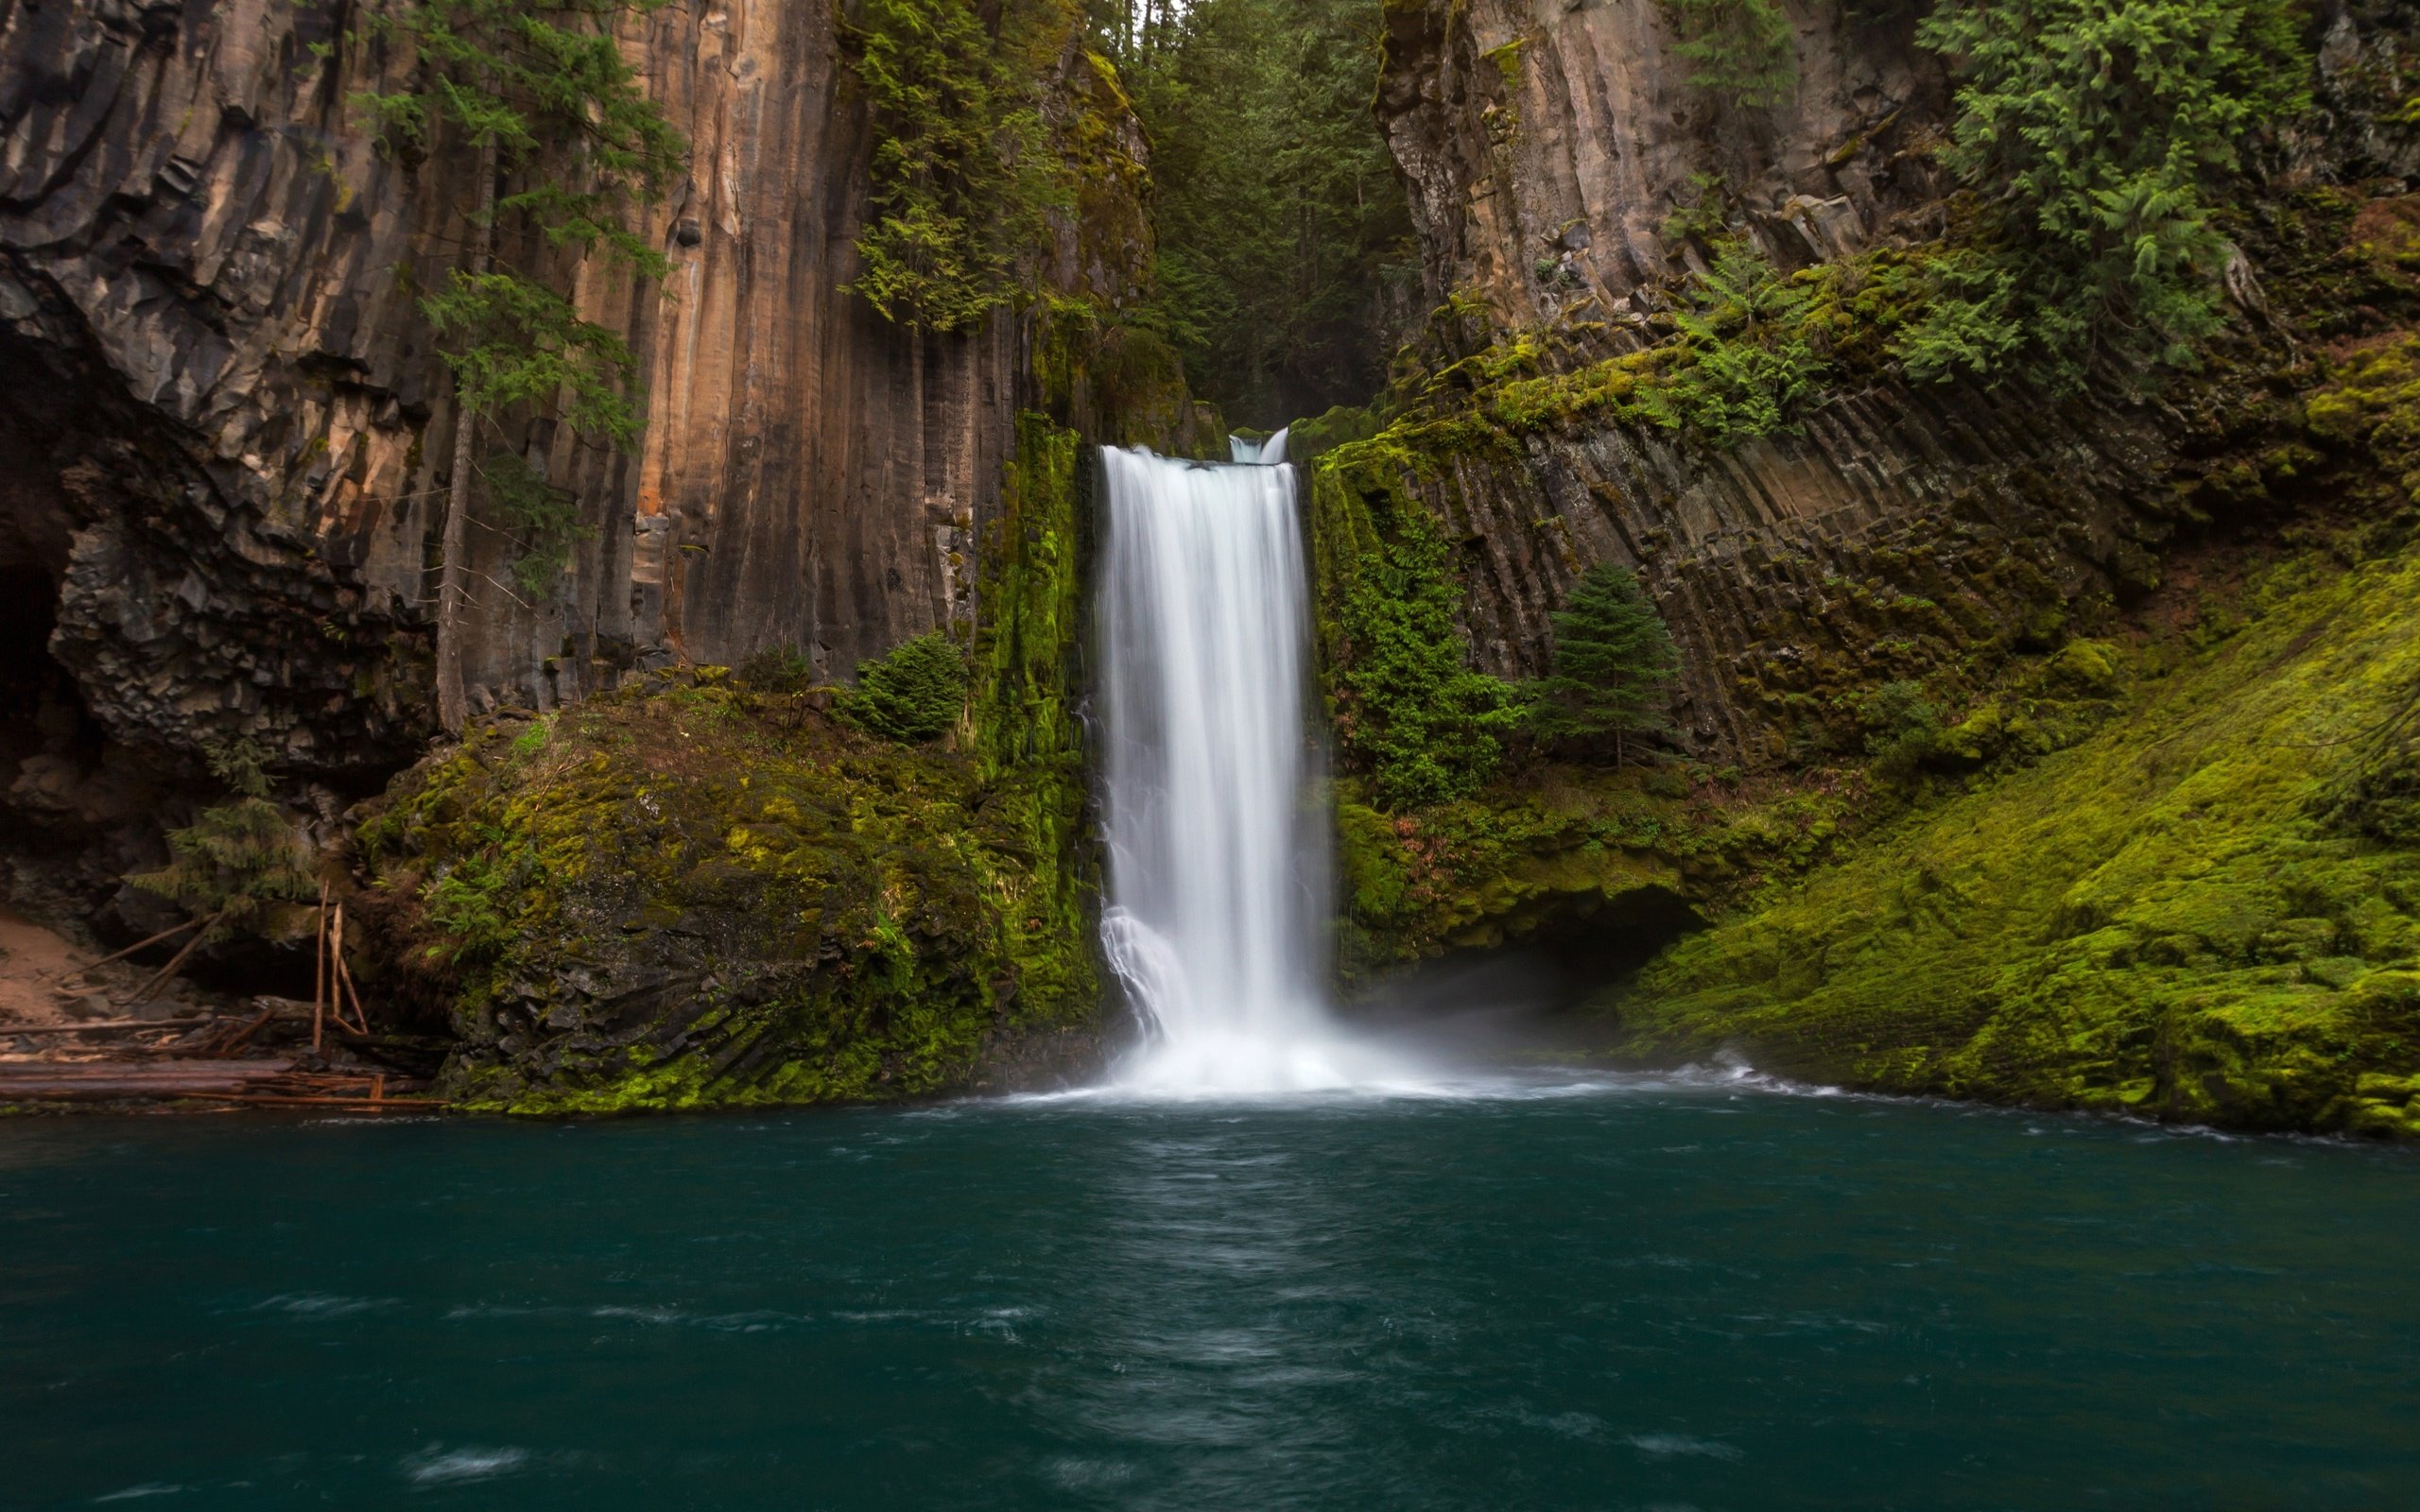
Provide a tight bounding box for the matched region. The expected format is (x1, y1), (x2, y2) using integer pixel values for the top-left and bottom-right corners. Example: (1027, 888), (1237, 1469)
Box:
(838, 632), (970, 744)
(130, 745), (316, 939)
(847, 0), (1063, 332)
(348, 0), (687, 731)
(1525, 564), (1680, 764)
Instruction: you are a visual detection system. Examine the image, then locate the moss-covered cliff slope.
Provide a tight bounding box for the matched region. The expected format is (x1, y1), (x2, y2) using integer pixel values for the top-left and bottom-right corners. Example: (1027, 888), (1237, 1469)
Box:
(1601, 542), (2420, 1136)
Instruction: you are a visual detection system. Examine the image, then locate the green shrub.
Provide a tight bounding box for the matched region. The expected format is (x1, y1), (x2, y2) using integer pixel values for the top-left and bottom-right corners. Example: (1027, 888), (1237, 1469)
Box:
(1913, 0), (2309, 389)
(737, 644), (820, 694)
(839, 632), (970, 745)
(1860, 679), (1947, 786)
(1523, 564), (1681, 762)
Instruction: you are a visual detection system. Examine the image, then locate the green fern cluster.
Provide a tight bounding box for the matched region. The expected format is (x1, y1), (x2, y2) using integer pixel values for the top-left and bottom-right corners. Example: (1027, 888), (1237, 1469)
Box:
(1910, 0), (2309, 390)
(1643, 239), (1826, 446)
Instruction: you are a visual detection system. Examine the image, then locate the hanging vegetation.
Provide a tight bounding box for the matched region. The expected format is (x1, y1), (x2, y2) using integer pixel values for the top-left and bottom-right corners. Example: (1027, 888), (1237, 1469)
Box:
(349, 0), (687, 730)
(847, 0), (1065, 332)
(1906, 0), (2309, 390)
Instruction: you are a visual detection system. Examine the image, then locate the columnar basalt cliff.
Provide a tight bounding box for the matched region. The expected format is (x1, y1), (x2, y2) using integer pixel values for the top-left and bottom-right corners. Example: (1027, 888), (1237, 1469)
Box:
(1377, 0), (1946, 320)
(1340, 0), (2419, 767)
(1315, 0), (2420, 1134)
(0, 0), (1165, 925)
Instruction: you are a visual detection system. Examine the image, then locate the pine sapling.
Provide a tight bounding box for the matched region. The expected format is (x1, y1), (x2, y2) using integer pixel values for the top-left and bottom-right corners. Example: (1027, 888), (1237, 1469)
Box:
(1525, 564), (1680, 765)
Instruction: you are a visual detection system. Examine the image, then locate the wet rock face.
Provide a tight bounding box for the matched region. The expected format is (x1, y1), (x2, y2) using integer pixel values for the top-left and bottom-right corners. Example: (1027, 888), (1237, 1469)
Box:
(1357, 0), (2420, 768)
(0, 0), (1149, 923)
(1376, 0), (1949, 323)
(1401, 381), (2182, 766)
(1359, 0), (2177, 768)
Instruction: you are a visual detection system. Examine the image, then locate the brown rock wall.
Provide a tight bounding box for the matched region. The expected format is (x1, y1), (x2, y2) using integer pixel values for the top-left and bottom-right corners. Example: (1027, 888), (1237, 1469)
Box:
(0, 0), (1157, 931)
(1377, 0), (1946, 325)
(0, 0), (1150, 767)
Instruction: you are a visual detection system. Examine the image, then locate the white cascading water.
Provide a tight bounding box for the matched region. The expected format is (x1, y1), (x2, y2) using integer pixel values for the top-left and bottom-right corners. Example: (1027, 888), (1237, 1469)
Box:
(1098, 429), (1404, 1092)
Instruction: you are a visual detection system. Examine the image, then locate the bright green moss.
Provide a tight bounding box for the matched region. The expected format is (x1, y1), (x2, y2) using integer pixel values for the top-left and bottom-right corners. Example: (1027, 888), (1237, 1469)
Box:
(1331, 763), (1848, 974)
(1309, 431), (1521, 809)
(360, 411), (1105, 1114)
(1599, 545), (2420, 1136)
(361, 685), (1047, 1111)
(966, 412), (1104, 1022)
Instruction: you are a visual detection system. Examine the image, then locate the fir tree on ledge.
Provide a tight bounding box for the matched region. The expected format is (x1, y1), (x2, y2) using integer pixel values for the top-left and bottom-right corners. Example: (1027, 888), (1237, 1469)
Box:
(1524, 564), (1680, 765)
(125, 744), (317, 1001)
(347, 0), (688, 734)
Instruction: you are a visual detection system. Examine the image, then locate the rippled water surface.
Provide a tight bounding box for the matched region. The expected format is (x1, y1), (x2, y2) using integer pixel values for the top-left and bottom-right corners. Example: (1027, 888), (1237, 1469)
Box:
(6, 1074), (2417, 1510)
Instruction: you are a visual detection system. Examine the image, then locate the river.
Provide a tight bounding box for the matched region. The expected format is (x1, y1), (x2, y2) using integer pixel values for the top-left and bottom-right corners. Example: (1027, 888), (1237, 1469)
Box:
(7, 1075), (2415, 1509)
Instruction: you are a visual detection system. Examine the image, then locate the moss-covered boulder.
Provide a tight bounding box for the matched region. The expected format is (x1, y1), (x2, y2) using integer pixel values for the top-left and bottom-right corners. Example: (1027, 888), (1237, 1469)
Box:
(354, 672), (1100, 1112)
(354, 410), (1108, 1114)
(1600, 545), (2420, 1137)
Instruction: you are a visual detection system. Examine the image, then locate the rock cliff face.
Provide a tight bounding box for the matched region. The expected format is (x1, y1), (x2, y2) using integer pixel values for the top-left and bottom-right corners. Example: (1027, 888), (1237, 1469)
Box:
(1378, 0), (1945, 322)
(1318, 0), (2420, 1136)
(1350, 0), (2416, 767)
(0, 0), (1157, 924)
(1356, 0), (2136, 767)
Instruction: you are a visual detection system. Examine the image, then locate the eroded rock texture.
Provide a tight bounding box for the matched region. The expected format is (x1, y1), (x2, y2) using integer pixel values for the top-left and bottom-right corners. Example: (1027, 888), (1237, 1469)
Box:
(0, 0), (1153, 923)
(1359, 0), (2418, 766)
(1378, 0), (1946, 321)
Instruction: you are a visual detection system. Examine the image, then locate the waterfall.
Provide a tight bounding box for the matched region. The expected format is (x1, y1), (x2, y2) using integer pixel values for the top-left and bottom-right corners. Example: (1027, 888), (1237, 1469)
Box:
(1097, 430), (1397, 1092)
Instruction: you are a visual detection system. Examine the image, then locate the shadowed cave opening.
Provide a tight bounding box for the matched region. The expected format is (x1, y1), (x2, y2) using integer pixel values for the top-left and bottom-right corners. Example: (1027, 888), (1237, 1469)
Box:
(1345, 885), (1705, 1056)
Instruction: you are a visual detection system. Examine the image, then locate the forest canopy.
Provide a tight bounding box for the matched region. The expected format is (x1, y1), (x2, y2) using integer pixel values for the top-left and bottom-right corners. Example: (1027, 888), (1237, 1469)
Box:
(1095, 0), (1416, 426)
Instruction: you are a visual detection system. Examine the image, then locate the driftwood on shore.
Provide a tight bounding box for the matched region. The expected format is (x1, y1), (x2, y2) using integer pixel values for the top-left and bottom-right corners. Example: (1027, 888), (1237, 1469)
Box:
(0, 1057), (440, 1110)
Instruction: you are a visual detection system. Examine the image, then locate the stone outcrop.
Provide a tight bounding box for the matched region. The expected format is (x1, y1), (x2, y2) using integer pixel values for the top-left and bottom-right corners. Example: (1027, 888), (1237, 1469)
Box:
(1377, 0), (1948, 322)
(1351, 0), (2420, 768)
(0, 0), (1159, 926)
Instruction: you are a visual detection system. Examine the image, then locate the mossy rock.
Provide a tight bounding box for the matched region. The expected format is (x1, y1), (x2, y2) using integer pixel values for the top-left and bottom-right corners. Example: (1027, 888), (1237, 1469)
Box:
(356, 412), (1107, 1114)
(1597, 543), (2420, 1137)
(354, 677), (1102, 1112)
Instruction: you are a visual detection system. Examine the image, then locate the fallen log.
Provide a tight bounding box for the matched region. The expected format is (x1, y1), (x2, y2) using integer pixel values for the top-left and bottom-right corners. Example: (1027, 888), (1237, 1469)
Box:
(0, 1059), (295, 1098)
(164, 1091), (446, 1110)
(3, 1020), (201, 1035)
(59, 918), (204, 975)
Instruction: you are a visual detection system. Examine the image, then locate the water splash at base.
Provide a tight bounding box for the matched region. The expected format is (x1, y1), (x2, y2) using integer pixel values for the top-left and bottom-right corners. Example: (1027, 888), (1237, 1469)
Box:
(1095, 434), (1418, 1094)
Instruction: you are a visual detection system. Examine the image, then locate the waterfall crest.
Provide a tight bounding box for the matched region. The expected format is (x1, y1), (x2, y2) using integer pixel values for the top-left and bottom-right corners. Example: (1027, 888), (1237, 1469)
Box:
(1096, 436), (1395, 1092)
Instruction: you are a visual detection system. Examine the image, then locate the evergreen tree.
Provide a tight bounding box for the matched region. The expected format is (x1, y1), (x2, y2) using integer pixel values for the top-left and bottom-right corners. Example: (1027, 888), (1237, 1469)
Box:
(130, 745), (316, 938)
(846, 0), (1063, 333)
(1525, 565), (1680, 764)
(839, 632), (971, 745)
(1114, 0), (1415, 425)
(1907, 0), (2308, 389)
(349, 0), (687, 732)
(1659, 0), (1796, 107)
